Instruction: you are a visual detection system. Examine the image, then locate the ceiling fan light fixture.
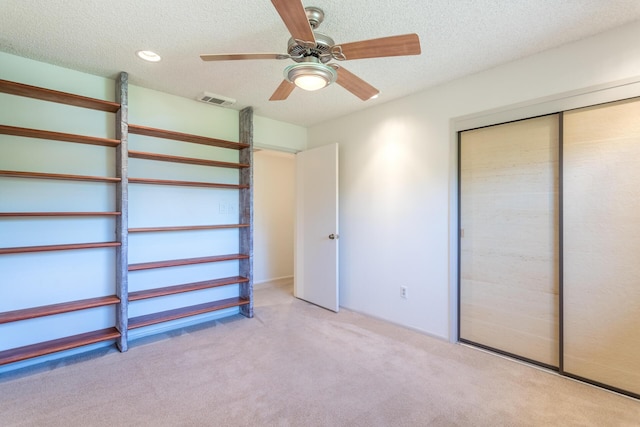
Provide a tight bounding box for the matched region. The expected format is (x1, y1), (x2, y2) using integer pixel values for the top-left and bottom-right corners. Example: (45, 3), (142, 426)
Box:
(285, 62), (337, 91)
(293, 74), (328, 91)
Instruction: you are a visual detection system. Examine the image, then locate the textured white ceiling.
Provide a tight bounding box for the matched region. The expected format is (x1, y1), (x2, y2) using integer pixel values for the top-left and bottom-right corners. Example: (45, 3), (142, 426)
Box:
(1, 1), (640, 127)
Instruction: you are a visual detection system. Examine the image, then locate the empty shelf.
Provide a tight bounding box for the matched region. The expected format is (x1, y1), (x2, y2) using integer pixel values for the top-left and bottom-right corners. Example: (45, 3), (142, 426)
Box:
(128, 254), (249, 271)
(0, 170), (120, 183)
(0, 79), (120, 112)
(129, 150), (249, 169)
(0, 212), (121, 217)
(0, 125), (120, 147)
(0, 296), (120, 324)
(129, 276), (249, 301)
(0, 242), (121, 255)
(128, 124), (248, 150)
(128, 224), (248, 233)
(128, 297), (250, 329)
(128, 177), (248, 189)
(0, 327), (121, 366)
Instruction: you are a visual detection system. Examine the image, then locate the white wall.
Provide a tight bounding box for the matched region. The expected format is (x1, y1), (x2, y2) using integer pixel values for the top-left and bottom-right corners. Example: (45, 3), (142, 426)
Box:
(308, 20), (640, 340)
(253, 150), (295, 284)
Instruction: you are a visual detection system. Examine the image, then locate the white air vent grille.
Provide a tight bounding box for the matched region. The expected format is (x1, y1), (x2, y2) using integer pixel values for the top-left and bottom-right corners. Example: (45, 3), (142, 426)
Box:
(196, 92), (236, 107)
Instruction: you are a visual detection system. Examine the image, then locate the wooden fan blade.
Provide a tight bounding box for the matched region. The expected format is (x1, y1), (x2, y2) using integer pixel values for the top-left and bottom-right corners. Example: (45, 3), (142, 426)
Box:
(269, 80), (296, 101)
(271, 0), (316, 45)
(335, 67), (379, 101)
(337, 34), (421, 60)
(200, 53), (289, 61)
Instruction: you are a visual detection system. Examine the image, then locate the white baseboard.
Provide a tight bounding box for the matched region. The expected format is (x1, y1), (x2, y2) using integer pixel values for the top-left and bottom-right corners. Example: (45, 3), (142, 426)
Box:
(254, 276), (293, 289)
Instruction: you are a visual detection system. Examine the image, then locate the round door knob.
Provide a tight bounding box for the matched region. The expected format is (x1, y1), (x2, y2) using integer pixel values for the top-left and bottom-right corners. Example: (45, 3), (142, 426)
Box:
(329, 233), (338, 240)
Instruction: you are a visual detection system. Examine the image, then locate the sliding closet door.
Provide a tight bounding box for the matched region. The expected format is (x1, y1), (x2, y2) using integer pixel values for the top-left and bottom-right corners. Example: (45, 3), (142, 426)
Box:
(563, 98), (640, 395)
(460, 115), (559, 367)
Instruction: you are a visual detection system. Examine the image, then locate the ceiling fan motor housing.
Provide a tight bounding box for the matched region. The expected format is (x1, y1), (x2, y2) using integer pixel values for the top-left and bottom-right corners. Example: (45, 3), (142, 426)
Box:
(287, 32), (335, 63)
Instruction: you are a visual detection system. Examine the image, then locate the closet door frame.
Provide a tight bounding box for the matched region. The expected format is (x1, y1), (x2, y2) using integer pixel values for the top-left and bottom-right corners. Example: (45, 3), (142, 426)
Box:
(456, 99), (640, 400)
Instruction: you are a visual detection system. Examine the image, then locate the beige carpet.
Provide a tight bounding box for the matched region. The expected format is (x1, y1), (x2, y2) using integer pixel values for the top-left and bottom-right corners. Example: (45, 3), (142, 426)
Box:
(1, 281), (638, 426)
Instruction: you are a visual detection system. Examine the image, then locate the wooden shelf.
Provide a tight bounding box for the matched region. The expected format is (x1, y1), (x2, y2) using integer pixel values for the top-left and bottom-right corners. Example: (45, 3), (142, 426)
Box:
(0, 170), (120, 183)
(0, 125), (120, 147)
(0, 79), (120, 113)
(129, 224), (249, 233)
(0, 327), (121, 366)
(129, 276), (249, 301)
(129, 177), (248, 189)
(0, 242), (121, 255)
(128, 254), (249, 271)
(128, 124), (249, 150)
(0, 296), (120, 324)
(0, 212), (121, 217)
(129, 150), (249, 169)
(128, 297), (250, 329)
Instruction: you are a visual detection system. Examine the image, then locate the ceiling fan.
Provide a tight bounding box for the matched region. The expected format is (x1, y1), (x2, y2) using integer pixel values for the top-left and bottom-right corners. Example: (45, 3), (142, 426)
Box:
(200, 0), (421, 101)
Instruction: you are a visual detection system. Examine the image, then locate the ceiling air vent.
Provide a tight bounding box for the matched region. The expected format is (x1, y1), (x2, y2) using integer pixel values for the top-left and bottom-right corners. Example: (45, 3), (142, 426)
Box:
(196, 92), (236, 107)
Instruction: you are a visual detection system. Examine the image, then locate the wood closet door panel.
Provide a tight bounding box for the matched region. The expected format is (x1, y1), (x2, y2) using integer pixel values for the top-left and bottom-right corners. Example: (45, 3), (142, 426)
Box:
(460, 115), (559, 367)
(563, 98), (640, 395)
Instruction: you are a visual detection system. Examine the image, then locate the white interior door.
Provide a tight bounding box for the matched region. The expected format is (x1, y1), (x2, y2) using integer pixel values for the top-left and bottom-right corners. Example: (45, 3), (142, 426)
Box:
(294, 143), (339, 312)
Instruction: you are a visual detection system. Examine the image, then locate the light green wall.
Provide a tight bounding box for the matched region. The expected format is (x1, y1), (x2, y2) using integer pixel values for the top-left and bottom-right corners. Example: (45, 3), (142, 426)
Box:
(0, 52), (115, 101)
(254, 115), (307, 153)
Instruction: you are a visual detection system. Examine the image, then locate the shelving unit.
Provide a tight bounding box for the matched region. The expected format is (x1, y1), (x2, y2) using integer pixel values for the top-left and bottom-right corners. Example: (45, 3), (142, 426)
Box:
(126, 112), (253, 331)
(0, 76), (253, 368)
(0, 75), (128, 365)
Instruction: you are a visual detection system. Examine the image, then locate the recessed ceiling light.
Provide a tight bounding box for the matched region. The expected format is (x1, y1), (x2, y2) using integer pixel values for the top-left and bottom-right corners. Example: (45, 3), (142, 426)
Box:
(136, 50), (161, 62)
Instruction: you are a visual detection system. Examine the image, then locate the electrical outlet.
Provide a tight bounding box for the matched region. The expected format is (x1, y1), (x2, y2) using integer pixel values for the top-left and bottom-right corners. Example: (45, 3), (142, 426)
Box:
(400, 286), (408, 299)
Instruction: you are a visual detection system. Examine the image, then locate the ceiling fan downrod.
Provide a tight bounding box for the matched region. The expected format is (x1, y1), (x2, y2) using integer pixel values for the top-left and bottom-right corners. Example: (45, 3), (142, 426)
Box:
(305, 6), (324, 29)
